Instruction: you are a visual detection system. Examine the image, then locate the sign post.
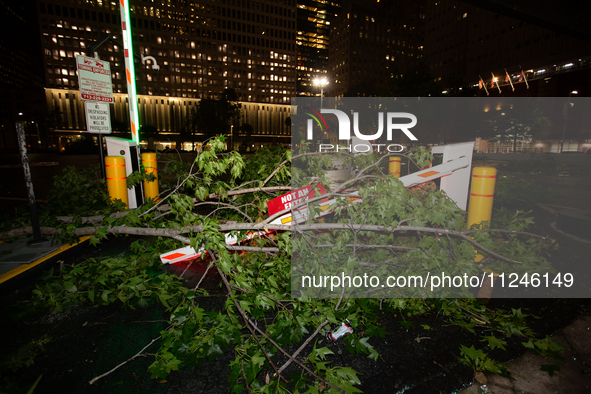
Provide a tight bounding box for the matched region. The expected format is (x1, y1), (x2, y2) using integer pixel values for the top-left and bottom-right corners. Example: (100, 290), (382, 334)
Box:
(84, 101), (112, 179)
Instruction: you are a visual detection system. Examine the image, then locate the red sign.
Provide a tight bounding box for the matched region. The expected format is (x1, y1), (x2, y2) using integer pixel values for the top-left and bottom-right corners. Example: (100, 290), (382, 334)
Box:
(76, 55), (114, 103)
(267, 185), (327, 216)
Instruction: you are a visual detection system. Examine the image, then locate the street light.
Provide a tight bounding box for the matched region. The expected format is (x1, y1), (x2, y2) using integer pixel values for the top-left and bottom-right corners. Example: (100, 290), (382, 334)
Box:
(561, 90), (578, 153)
(313, 76), (329, 109)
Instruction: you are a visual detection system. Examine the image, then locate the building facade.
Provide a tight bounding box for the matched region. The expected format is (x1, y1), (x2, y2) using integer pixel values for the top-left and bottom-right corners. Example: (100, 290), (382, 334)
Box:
(0, 0), (46, 151)
(327, 0), (425, 97)
(38, 0), (298, 103)
(46, 87), (291, 150)
(32, 0), (298, 150)
(296, 0), (340, 96)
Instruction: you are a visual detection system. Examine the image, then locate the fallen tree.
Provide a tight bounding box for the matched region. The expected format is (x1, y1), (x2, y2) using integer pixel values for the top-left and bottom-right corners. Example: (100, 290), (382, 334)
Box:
(2, 137), (563, 393)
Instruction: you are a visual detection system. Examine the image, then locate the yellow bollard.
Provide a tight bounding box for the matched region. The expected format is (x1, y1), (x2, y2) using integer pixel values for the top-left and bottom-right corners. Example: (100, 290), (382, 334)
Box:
(467, 166), (497, 263)
(388, 156), (401, 178)
(467, 167), (498, 299)
(105, 156), (128, 208)
(141, 152), (159, 201)
(467, 167), (497, 229)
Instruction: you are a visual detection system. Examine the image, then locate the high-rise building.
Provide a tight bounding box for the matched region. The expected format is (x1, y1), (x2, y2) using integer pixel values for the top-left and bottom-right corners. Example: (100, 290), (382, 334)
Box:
(0, 0), (46, 151)
(296, 0), (340, 96)
(34, 0), (297, 149)
(327, 0), (425, 97)
(423, 0), (591, 90)
(38, 0), (297, 102)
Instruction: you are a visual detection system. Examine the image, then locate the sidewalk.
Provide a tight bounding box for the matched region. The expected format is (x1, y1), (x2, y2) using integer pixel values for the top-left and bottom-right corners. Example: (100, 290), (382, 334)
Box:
(460, 315), (591, 394)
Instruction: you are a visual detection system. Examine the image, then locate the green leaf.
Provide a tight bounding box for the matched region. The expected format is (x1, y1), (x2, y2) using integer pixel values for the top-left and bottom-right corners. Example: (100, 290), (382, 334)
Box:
(312, 347), (334, 361)
(206, 344), (223, 358)
(482, 336), (507, 351)
(540, 364), (560, 377)
(63, 282), (77, 293)
(522, 339), (535, 350)
(239, 300), (252, 314)
(101, 290), (112, 303)
(398, 320), (414, 331)
(251, 353), (265, 367)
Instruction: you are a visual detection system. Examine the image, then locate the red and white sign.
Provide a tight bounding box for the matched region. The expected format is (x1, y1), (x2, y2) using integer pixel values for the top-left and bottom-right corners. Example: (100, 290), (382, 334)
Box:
(159, 231), (271, 264)
(76, 55), (114, 103)
(160, 246), (198, 265)
(267, 184), (327, 217)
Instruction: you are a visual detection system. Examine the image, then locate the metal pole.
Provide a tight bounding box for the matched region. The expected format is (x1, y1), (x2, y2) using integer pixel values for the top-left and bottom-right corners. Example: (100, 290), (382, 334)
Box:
(230, 125), (234, 151)
(16, 123), (45, 244)
(98, 133), (106, 179)
(561, 112), (567, 154)
(561, 92), (577, 153)
(92, 52), (107, 180)
(320, 87), (324, 109)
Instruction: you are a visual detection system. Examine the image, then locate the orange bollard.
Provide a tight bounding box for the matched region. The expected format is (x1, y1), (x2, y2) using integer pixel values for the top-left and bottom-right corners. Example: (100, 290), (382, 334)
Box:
(105, 156), (128, 208)
(388, 156), (401, 178)
(141, 152), (159, 201)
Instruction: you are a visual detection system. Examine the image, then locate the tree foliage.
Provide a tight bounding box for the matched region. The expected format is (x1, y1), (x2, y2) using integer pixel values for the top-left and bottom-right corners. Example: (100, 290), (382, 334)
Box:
(186, 88), (242, 143)
(477, 101), (551, 152)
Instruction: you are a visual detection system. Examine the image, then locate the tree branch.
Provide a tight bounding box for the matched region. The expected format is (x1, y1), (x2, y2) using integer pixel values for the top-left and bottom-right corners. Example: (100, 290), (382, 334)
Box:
(216, 253), (345, 393)
(278, 320), (329, 374)
(293, 223), (531, 264)
(211, 251), (287, 384)
(89, 335), (161, 385)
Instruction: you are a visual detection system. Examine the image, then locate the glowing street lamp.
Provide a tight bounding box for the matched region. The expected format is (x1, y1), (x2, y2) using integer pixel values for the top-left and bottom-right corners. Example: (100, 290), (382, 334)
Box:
(313, 76), (329, 108)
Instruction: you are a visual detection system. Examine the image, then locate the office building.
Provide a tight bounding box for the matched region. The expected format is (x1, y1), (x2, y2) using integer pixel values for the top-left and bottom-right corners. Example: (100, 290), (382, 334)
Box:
(296, 0), (340, 96)
(34, 0), (296, 149)
(423, 0), (591, 90)
(327, 1), (425, 97)
(0, 0), (46, 151)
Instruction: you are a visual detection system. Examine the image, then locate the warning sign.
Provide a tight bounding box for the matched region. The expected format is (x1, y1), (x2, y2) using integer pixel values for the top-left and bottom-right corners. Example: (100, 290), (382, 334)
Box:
(84, 101), (111, 134)
(76, 55), (114, 103)
(267, 184), (327, 216)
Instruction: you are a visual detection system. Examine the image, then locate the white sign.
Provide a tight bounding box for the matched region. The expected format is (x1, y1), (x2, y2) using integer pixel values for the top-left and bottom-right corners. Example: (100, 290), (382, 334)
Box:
(76, 55), (114, 103)
(84, 101), (112, 134)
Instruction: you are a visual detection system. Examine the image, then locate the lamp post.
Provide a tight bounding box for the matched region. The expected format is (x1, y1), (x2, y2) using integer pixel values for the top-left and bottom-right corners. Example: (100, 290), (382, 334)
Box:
(313, 76), (329, 109)
(561, 90), (578, 153)
(230, 124), (234, 151)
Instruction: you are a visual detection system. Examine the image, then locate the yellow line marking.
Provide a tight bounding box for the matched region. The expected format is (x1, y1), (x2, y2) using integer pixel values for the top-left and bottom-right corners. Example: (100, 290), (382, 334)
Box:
(0, 236), (91, 285)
